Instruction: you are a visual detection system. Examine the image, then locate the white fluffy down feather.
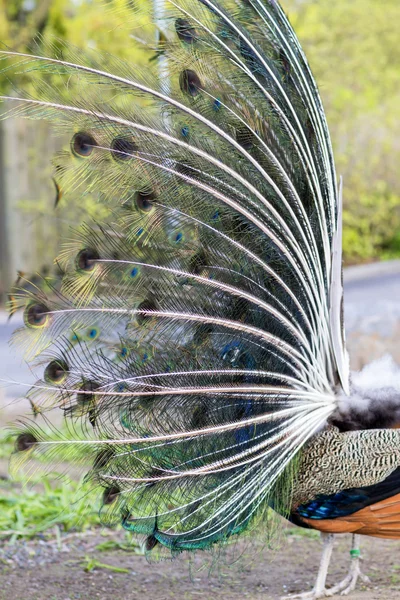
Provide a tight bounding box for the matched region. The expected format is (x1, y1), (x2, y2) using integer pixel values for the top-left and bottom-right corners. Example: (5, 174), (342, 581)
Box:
(332, 355), (400, 430)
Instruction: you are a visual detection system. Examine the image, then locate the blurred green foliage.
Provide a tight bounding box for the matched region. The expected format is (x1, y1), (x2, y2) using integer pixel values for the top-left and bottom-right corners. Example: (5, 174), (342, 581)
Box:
(0, 429), (99, 540)
(287, 0), (400, 263)
(0, 0), (152, 284)
(0, 0), (151, 67)
(0, 0), (399, 263)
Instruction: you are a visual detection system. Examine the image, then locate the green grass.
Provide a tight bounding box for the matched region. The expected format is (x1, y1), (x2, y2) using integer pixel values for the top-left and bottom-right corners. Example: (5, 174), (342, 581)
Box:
(0, 427), (103, 542)
(82, 556), (131, 573)
(0, 475), (100, 542)
(95, 535), (143, 553)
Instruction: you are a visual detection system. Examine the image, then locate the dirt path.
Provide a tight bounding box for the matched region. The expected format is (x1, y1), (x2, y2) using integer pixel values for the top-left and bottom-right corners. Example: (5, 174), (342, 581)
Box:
(1, 531), (400, 600)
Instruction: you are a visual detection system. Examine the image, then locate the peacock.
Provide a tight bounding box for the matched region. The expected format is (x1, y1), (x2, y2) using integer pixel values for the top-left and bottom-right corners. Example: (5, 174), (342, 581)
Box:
(2, 1), (400, 598)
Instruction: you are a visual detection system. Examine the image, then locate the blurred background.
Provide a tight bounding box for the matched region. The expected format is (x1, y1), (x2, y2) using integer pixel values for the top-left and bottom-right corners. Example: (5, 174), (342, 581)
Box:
(0, 0), (400, 304)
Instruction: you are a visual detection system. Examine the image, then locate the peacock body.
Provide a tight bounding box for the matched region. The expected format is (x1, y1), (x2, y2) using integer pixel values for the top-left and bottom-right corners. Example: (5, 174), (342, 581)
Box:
(2, 1), (400, 597)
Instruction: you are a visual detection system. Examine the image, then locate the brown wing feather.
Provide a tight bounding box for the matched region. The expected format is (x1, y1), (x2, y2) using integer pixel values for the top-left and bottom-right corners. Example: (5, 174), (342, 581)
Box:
(301, 493), (400, 538)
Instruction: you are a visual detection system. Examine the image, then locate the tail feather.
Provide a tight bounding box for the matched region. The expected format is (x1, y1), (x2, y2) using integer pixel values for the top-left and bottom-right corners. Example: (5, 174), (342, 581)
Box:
(1, 0), (345, 552)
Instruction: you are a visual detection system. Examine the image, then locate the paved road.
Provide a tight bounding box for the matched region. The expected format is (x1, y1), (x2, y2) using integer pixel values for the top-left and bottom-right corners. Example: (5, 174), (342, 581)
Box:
(344, 260), (400, 336)
(1, 261), (400, 401)
(0, 312), (33, 402)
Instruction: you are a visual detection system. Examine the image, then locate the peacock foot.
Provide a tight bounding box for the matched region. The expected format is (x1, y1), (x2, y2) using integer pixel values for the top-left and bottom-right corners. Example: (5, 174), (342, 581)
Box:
(325, 558), (370, 596)
(282, 558), (371, 599)
(281, 586), (332, 600)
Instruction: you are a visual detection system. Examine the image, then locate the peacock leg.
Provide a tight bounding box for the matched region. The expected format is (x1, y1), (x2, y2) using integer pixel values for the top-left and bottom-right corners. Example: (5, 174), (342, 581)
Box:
(281, 532), (335, 600)
(325, 534), (370, 596)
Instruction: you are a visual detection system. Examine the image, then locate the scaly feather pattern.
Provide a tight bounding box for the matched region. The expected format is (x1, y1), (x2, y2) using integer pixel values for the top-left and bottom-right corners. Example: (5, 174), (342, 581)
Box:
(1, 0), (348, 553)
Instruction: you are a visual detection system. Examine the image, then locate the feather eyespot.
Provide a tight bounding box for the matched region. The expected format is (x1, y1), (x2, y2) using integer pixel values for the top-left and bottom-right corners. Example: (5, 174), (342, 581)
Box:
(190, 251), (208, 276)
(119, 346), (129, 358)
(181, 125), (190, 138)
(71, 132), (97, 157)
(134, 190), (157, 213)
(85, 327), (100, 341)
(235, 128), (254, 150)
(16, 433), (37, 452)
(137, 299), (157, 325)
(93, 448), (114, 470)
(138, 393), (156, 411)
(210, 210), (220, 222)
(77, 380), (101, 404)
(168, 224), (196, 247)
(103, 486), (120, 505)
(136, 344), (153, 364)
(69, 332), (81, 344)
(76, 248), (100, 271)
(44, 360), (69, 385)
(213, 99), (222, 111)
(111, 137), (138, 161)
(175, 162), (198, 179)
(179, 69), (202, 97)
(88, 408), (97, 428)
(123, 264), (141, 284)
(192, 404), (208, 428)
(145, 535), (158, 551)
(24, 303), (50, 328)
(175, 18), (197, 44)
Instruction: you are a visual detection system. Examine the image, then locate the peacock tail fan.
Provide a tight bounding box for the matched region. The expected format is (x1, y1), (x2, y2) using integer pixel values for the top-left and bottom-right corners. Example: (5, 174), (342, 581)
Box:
(1, 0), (348, 555)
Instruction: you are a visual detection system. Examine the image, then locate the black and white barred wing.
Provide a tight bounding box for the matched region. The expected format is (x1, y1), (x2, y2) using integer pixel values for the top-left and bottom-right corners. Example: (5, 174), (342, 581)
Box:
(2, 0), (347, 551)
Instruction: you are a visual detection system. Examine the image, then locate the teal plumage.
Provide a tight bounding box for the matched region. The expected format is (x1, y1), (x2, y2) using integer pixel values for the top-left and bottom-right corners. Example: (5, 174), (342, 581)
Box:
(2, 2), (399, 597)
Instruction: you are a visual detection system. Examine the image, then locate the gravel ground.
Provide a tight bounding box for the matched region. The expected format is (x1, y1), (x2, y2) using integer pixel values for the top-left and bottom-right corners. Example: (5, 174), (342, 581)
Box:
(1, 530), (400, 600)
